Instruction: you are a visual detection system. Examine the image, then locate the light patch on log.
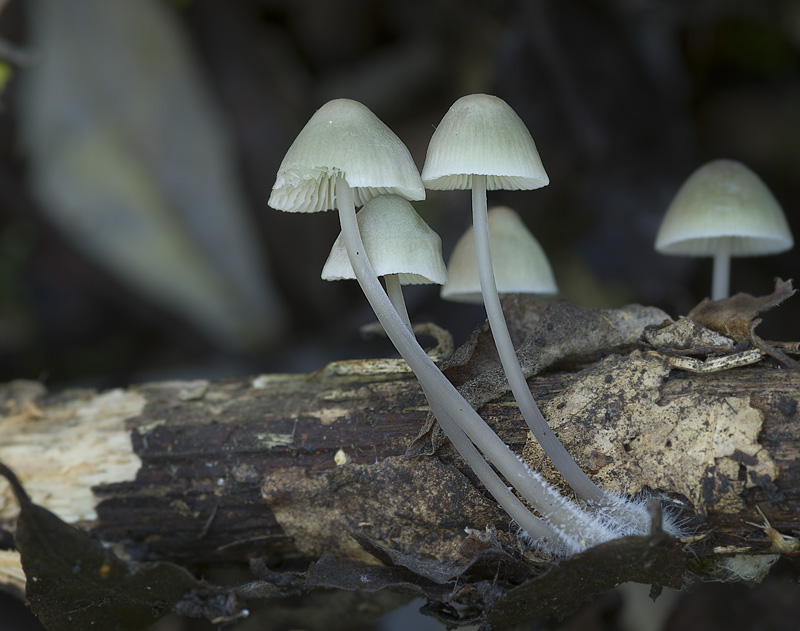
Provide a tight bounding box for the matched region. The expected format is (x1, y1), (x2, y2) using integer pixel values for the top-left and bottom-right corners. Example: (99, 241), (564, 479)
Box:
(254, 432), (295, 449)
(314, 358), (413, 377)
(0, 389), (145, 524)
(304, 406), (353, 426)
(530, 351), (776, 515)
(334, 448), (352, 465)
(0, 549), (25, 595)
(260, 455), (501, 564)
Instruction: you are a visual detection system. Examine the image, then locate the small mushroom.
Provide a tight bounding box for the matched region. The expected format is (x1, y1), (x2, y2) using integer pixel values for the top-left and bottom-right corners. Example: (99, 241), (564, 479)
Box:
(441, 205), (557, 303)
(655, 159), (793, 300)
(321, 194), (447, 329)
(422, 94), (548, 192)
(268, 99), (425, 213)
(422, 95), (638, 519)
(422, 96), (663, 536)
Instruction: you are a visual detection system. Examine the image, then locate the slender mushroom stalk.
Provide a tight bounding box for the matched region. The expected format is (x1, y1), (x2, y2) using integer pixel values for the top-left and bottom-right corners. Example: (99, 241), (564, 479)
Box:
(270, 98), (628, 553)
(712, 237), (731, 301)
(333, 179), (617, 552)
(423, 94), (653, 533)
(384, 276), (412, 331)
(471, 175), (611, 508)
(323, 193), (613, 549)
(655, 159), (793, 301)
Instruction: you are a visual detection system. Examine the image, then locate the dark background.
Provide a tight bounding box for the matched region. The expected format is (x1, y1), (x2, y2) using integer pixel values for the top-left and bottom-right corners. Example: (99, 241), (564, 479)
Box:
(1, 0), (798, 390)
(1, 1), (799, 630)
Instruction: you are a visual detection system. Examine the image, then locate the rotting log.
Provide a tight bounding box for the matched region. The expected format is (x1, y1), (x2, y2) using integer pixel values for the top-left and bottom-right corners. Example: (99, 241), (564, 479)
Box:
(1, 296), (799, 628)
(2, 350), (799, 568)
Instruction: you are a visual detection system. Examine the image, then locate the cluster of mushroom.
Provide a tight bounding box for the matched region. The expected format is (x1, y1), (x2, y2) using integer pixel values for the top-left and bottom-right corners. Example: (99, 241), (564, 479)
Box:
(269, 95), (686, 556)
(267, 94), (798, 557)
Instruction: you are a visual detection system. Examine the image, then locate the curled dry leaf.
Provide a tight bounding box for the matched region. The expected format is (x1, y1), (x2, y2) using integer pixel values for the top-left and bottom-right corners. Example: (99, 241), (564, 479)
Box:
(687, 279), (796, 341)
(687, 279), (799, 368)
(285, 522), (684, 629)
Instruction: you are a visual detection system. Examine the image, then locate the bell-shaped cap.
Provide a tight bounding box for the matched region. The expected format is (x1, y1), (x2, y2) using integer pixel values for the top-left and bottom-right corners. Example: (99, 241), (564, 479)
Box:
(421, 94), (549, 191)
(321, 195), (448, 285)
(655, 159), (793, 257)
(441, 206), (558, 303)
(269, 99), (425, 213)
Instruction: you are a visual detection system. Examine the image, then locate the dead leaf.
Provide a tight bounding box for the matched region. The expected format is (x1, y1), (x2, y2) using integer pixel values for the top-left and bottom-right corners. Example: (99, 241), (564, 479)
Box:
(483, 529), (684, 628)
(0, 461), (245, 631)
(643, 316), (734, 350)
(688, 279), (798, 369)
(688, 279), (795, 339)
(298, 522), (684, 629)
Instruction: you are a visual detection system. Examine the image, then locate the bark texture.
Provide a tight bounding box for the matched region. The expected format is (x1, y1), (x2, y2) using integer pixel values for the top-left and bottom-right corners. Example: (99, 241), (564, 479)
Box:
(1, 345), (798, 568)
(1, 295), (799, 629)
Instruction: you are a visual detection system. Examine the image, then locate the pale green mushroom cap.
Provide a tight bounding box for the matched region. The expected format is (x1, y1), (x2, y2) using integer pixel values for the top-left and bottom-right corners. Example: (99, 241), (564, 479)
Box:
(655, 159), (793, 257)
(321, 195), (448, 285)
(268, 99), (425, 213)
(421, 94), (549, 191)
(441, 206), (558, 303)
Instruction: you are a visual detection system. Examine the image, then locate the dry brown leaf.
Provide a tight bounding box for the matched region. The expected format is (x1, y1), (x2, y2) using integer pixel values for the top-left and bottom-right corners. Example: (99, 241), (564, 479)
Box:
(688, 279), (795, 341)
(688, 279), (798, 368)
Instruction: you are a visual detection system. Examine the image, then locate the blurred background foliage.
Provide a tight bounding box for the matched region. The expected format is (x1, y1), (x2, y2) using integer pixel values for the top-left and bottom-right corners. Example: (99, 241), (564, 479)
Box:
(0, 0), (798, 390)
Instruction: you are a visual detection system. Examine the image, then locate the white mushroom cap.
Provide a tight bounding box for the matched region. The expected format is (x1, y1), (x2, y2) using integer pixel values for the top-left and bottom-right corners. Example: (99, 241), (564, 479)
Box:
(268, 99), (425, 213)
(655, 159), (793, 257)
(421, 94), (549, 191)
(441, 206), (558, 303)
(321, 195), (448, 285)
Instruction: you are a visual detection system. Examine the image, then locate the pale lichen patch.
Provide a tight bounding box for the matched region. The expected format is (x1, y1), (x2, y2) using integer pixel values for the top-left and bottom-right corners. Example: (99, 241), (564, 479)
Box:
(305, 406), (352, 426)
(251, 373), (298, 389)
(0, 389), (146, 524)
(530, 351), (776, 516)
(334, 448), (352, 465)
(315, 358), (412, 377)
(254, 432), (295, 449)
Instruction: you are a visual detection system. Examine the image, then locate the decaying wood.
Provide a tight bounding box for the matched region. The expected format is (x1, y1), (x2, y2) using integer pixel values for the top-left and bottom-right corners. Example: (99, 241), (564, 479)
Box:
(1, 293), (799, 628)
(1, 343), (798, 566)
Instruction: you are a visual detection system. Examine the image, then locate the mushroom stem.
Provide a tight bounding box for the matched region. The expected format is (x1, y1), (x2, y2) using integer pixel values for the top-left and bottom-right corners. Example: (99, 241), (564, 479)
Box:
(470, 176), (601, 501)
(712, 237), (731, 300)
(420, 384), (567, 547)
(335, 176), (619, 550)
(384, 274), (413, 331)
(470, 176), (651, 531)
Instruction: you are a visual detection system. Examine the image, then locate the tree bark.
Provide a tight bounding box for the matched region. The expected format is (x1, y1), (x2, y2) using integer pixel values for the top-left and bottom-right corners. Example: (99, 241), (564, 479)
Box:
(1, 352), (798, 577)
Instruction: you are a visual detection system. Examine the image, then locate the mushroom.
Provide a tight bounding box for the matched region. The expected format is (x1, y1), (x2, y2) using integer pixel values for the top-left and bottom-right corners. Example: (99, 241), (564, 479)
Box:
(655, 159), (793, 300)
(269, 98), (624, 554)
(321, 194), (448, 330)
(421, 95), (650, 531)
(269, 100), (425, 213)
(441, 205), (558, 303)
